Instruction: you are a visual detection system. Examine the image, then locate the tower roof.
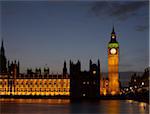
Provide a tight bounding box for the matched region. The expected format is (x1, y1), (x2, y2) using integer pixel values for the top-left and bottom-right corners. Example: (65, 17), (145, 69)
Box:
(109, 26), (118, 45)
(2, 39), (3, 46)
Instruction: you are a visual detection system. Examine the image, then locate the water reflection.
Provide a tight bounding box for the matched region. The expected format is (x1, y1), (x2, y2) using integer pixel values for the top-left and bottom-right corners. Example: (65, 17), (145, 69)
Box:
(139, 102), (148, 114)
(0, 98), (70, 104)
(107, 100), (120, 114)
(0, 99), (149, 114)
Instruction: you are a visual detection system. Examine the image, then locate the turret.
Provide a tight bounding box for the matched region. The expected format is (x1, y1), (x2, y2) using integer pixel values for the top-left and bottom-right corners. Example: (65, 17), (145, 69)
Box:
(17, 61), (20, 75)
(89, 59), (92, 70)
(0, 39), (7, 73)
(63, 61), (67, 76)
(44, 67), (49, 75)
(77, 60), (81, 70)
(0, 38), (5, 55)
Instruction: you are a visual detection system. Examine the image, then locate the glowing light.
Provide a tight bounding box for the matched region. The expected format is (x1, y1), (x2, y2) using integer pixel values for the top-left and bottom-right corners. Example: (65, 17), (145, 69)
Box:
(126, 100), (133, 103)
(93, 71), (96, 74)
(130, 87), (132, 90)
(112, 35), (115, 39)
(141, 82), (144, 86)
(111, 91), (116, 95)
(103, 88), (107, 96)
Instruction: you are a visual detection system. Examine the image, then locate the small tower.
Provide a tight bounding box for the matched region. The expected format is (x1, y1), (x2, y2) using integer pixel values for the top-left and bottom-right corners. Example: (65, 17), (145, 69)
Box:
(63, 61), (67, 76)
(44, 67), (49, 75)
(0, 39), (7, 73)
(89, 59), (92, 70)
(35, 68), (41, 75)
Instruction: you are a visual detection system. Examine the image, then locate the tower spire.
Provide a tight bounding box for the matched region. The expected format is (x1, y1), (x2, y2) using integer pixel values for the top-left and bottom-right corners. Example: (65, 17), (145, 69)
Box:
(63, 60), (67, 76)
(111, 25), (115, 34)
(1, 38), (5, 56)
(0, 37), (7, 73)
(110, 26), (117, 41)
(1, 38), (4, 49)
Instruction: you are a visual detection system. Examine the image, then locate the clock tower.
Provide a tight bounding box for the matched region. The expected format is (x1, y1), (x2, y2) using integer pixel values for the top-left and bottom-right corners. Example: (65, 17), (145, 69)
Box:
(108, 26), (120, 95)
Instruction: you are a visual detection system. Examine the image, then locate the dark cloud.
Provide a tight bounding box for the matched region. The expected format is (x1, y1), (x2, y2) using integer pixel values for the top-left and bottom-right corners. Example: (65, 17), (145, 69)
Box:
(90, 1), (148, 21)
(135, 25), (149, 32)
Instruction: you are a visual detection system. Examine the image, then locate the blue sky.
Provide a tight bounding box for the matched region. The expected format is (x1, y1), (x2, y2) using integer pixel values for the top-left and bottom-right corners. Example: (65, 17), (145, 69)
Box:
(0, 1), (149, 73)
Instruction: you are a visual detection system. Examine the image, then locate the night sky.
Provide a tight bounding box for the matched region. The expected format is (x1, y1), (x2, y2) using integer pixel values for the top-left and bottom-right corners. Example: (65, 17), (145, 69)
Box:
(0, 1), (149, 73)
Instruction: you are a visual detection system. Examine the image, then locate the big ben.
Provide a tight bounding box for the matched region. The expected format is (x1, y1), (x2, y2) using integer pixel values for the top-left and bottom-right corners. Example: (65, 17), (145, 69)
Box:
(108, 26), (120, 95)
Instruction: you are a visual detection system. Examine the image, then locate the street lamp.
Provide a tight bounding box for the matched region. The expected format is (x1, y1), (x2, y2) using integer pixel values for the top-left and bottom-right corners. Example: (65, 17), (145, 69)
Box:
(130, 87), (133, 90)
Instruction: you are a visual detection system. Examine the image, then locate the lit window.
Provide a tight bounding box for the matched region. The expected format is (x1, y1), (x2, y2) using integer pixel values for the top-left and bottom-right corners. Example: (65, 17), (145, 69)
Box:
(93, 71), (96, 74)
(83, 82), (86, 84)
(87, 82), (89, 84)
(83, 93), (86, 97)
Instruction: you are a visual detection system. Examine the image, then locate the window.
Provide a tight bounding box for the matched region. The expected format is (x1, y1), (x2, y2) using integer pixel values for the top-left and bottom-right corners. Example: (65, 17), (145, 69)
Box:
(83, 93), (86, 97)
(93, 71), (96, 74)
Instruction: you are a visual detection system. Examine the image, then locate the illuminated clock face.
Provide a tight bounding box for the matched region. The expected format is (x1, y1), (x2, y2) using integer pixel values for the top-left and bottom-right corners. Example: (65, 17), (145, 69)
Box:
(110, 48), (117, 55)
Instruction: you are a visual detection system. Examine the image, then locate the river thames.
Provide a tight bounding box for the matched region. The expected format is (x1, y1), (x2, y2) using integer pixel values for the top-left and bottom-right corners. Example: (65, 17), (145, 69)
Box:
(0, 99), (149, 114)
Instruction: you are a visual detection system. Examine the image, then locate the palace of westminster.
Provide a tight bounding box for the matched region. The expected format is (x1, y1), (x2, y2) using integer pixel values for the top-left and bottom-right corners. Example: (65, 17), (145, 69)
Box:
(0, 27), (120, 98)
